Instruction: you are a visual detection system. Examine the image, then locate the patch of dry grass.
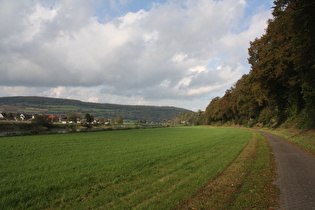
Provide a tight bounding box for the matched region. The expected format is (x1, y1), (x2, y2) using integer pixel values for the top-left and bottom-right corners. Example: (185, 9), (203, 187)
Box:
(177, 132), (279, 209)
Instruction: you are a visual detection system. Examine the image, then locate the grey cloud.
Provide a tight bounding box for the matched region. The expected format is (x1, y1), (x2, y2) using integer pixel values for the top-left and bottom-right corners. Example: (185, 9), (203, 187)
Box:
(0, 0), (272, 109)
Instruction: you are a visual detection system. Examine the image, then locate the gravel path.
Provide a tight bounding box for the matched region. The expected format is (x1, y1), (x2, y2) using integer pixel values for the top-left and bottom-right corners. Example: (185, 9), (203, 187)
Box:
(260, 132), (315, 210)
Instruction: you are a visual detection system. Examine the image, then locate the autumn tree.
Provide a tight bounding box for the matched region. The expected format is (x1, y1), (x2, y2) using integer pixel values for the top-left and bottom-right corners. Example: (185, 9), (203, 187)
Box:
(116, 114), (123, 124)
(248, 0), (315, 126)
(205, 0), (315, 127)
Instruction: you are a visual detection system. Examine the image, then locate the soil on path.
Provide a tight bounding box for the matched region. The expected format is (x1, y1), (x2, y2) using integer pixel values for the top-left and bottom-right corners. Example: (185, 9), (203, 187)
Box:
(260, 132), (315, 210)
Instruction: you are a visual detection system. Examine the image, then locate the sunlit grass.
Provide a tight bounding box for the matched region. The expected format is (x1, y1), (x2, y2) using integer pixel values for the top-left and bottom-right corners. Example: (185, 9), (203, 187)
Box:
(232, 132), (279, 209)
(0, 126), (251, 209)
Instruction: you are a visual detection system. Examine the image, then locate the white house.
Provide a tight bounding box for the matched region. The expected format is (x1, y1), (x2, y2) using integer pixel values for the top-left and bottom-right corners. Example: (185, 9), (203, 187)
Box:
(20, 114), (25, 121)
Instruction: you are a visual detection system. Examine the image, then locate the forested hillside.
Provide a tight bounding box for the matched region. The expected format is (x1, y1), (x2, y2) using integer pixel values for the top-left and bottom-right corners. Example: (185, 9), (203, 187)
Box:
(205, 0), (315, 128)
(0, 96), (193, 123)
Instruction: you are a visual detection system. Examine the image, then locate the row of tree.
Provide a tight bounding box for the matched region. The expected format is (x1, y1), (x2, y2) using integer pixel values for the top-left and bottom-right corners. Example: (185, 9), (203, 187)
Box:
(205, 0), (315, 128)
(171, 110), (205, 126)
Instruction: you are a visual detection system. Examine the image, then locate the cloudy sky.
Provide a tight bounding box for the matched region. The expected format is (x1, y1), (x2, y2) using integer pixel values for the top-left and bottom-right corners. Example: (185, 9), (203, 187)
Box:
(0, 0), (273, 111)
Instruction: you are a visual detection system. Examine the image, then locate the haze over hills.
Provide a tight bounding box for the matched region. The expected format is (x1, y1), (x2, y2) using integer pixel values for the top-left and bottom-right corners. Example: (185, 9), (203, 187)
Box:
(0, 96), (193, 123)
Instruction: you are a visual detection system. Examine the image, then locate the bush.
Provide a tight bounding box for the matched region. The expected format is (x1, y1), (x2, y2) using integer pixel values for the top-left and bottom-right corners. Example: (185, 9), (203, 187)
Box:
(32, 115), (52, 128)
(258, 107), (277, 126)
(294, 109), (315, 129)
(247, 119), (257, 128)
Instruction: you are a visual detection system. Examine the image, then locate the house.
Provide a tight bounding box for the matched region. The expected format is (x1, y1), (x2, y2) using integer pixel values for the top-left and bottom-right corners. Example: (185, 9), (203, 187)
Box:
(48, 115), (59, 122)
(60, 115), (68, 124)
(20, 114), (25, 121)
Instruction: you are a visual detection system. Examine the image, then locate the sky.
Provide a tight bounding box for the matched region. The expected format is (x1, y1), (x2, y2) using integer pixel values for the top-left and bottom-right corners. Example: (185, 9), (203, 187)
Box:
(0, 0), (273, 111)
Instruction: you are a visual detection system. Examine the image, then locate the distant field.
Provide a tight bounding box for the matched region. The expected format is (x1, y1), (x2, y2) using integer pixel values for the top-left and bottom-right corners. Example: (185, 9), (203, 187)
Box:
(0, 127), (251, 209)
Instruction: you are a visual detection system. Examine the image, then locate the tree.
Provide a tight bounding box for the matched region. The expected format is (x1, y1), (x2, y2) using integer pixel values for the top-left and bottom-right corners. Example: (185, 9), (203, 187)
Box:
(32, 115), (51, 127)
(205, 0), (315, 127)
(195, 110), (205, 125)
(85, 113), (94, 124)
(68, 113), (81, 123)
(116, 114), (123, 124)
(205, 97), (221, 124)
(68, 115), (77, 123)
(248, 0), (315, 126)
(5, 112), (16, 120)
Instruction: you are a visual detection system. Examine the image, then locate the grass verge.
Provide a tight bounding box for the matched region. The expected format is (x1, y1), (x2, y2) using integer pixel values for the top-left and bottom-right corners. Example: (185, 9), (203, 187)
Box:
(177, 132), (279, 209)
(260, 127), (315, 155)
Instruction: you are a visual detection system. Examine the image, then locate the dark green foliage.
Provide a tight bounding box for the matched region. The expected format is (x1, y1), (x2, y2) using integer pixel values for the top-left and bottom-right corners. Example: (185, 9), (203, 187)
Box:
(172, 110), (205, 126)
(258, 107), (278, 126)
(68, 114), (79, 123)
(84, 113), (94, 123)
(205, 0), (315, 128)
(31, 115), (51, 127)
(5, 113), (16, 120)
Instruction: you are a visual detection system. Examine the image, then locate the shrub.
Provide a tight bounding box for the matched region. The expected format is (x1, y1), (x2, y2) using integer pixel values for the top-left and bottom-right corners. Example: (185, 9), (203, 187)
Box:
(31, 115), (52, 128)
(258, 107), (277, 126)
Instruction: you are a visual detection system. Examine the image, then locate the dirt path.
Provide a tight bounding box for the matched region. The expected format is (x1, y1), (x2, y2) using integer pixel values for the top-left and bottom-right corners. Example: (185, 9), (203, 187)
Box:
(260, 132), (315, 209)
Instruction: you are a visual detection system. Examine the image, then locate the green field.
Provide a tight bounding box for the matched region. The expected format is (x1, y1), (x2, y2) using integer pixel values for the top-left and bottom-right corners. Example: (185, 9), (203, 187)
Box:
(0, 127), (252, 209)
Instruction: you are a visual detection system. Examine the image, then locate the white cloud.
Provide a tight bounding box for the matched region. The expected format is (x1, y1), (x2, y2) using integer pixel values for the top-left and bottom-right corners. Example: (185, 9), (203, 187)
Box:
(0, 0), (272, 110)
(22, 4), (57, 42)
(143, 30), (159, 43)
(47, 86), (66, 98)
(88, 96), (100, 103)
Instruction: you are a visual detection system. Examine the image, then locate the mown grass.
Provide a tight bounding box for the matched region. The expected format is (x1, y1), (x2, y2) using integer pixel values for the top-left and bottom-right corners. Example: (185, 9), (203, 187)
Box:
(0, 127), (251, 209)
(231, 132), (279, 209)
(177, 132), (279, 209)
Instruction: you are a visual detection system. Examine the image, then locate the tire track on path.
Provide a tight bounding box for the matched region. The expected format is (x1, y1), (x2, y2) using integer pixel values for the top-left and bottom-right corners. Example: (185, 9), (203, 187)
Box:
(259, 132), (315, 210)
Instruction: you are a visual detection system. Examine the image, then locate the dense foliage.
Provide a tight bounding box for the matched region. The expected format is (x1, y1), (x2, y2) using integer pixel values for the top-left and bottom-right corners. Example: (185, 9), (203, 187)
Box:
(171, 110), (205, 126)
(205, 0), (315, 128)
(31, 115), (52, 127)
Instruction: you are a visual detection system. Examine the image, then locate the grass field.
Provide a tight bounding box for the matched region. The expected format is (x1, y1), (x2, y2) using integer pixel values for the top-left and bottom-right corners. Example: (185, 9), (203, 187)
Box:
(0, 127), (253, 209)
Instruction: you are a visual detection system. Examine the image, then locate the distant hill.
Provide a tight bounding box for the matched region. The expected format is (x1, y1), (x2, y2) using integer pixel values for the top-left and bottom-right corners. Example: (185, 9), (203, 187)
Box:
(0, 96), (194, 123)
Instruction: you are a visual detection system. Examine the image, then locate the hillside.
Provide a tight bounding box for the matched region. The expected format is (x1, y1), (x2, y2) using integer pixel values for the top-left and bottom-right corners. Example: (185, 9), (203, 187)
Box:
(0, 96), (193, 123)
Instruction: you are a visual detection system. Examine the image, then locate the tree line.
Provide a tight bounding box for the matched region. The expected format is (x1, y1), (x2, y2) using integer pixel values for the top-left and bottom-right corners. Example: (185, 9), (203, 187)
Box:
(205, 0), (315, 128)
(171, 110), (205, 126)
